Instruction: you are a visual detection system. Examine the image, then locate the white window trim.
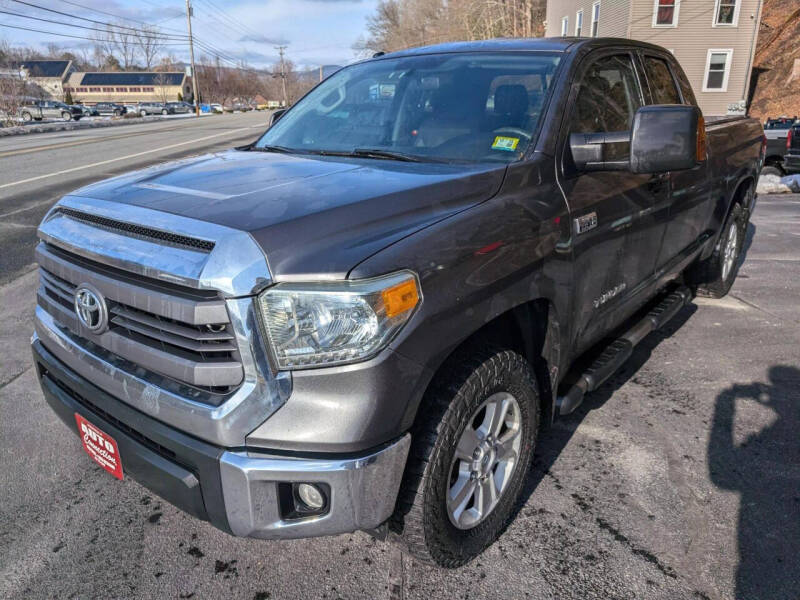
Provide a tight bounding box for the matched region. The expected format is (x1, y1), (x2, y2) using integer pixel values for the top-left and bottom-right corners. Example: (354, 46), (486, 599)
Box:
(591, 1), (601, 37)
(561, 16), (569, 36)
(702, 48), (733, 92)
(652, 0), (680, 28)
(575, 10), (583, 36)
(712, 0), (740, 27)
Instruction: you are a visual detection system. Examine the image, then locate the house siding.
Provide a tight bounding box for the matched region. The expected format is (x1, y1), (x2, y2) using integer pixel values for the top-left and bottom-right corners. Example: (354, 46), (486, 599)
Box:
(545, 0), (763, 116)
(628, 0), (762, 115)
(545, 0), (630, 38)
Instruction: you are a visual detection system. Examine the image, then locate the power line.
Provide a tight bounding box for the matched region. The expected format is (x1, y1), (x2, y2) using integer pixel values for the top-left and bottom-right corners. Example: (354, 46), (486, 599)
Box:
(0, 9), (188, 40)
(52, 0), (187, 35)
(0, 21), (184, 44)
(9, 0), (189, 38)
(194, 0), (267, 41)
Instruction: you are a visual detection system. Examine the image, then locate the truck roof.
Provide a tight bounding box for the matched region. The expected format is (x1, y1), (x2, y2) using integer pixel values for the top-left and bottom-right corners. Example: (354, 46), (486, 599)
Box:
(379, 37), (670, 58)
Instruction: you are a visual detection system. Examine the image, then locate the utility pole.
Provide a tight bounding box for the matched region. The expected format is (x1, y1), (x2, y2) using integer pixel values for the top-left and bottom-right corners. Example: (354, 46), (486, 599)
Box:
(275, 45), (288, 107)
(185, 0), (200, 116)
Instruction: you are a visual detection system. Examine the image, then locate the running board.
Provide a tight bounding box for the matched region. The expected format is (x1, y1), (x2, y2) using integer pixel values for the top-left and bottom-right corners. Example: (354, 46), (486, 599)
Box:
(557, 286), (692, 416)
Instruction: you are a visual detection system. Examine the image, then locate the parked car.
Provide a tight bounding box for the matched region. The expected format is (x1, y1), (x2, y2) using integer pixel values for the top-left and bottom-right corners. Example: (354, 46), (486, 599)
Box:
(167, 101), (194, 114)
(18, 99), (82, 122)
(123, 104), (139, 115)
(32, 38), (763, 568)
(783, 123), (800, 174)
(94, 102), (127, 117)
(763, 117), (799, 175)
(210, 103), (223, 113)
(137, 102), (174, 116)
(72, 104), (99, 118)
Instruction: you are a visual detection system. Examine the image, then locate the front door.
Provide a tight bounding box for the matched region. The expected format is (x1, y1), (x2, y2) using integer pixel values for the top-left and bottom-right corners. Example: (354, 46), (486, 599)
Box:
(558, 50), (669, 355)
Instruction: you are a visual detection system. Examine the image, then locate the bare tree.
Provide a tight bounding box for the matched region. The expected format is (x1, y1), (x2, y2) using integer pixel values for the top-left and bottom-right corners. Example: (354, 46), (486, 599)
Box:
(134, 24), (164, 70)
(362, 0), (545, 54)
(152, 72), (172, 104)
(94, 25), (137, 70)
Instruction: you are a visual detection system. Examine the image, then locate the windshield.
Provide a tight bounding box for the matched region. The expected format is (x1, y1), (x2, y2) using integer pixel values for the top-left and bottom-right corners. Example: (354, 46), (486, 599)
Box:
(255, 52), (561, 163)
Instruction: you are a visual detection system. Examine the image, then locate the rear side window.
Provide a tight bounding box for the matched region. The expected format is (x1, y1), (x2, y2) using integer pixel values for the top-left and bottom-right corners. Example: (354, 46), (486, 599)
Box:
(644, 56), (681, 104)
(569, 54), (642, 134)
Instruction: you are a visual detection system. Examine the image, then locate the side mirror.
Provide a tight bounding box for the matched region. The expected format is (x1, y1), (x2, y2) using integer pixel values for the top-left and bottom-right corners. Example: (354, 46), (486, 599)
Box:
(569, 104), (705, 174)
(630, 105), (705, 173)
(269, 108), (286, 127)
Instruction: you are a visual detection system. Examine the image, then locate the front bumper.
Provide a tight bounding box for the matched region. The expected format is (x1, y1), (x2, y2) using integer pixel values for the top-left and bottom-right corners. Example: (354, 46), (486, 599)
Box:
(33, 337), (410, 539)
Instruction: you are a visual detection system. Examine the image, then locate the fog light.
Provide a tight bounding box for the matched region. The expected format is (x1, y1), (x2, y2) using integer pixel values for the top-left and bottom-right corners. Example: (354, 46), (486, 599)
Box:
(297, 483), (325, 510)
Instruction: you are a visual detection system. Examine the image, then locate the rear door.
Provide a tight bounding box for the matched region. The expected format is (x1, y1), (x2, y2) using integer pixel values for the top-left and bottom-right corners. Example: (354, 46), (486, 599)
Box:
(640, 52), (714, 270)
(558, 49), (669, 353)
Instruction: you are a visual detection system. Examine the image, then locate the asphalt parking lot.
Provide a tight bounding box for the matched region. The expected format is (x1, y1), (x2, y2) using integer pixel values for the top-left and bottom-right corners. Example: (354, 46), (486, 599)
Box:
(0, 125), (797, 600)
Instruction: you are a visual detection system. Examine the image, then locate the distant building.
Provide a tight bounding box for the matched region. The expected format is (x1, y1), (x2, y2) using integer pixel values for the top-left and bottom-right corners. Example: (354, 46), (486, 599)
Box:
(64, 72), (192, 104)
(545, 0), (763, 116)
(18, 60), (75, 99)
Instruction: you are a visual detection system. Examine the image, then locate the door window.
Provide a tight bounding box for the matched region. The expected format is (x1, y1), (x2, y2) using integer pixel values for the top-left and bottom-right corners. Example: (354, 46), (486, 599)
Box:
(570, 54), (641, 135)
(644, 56), (681, 104)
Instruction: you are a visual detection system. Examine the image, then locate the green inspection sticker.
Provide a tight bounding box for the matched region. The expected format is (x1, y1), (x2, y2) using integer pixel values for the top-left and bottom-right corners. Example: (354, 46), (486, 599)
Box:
(492, 136), (519, 152)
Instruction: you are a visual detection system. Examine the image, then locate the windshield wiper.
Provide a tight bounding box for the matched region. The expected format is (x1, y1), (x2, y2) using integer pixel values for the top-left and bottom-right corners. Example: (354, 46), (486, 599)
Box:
(249, 144), (298, 154)
(309, 148), (423, 162)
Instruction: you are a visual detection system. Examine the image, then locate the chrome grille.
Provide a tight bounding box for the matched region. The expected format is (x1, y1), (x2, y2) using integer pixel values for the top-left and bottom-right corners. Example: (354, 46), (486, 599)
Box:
(36, 243), (243, 395)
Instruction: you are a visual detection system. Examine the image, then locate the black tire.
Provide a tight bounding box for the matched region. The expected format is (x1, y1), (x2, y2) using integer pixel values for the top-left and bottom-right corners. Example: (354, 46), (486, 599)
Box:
(61, 111), (72, 122)
(760, 165), (783, 177)
(114, 110), (121, 117)
(391, 346), (540, 567)
(21, 111), (32, 123)
(140, 110), (147, 117)
(687, 198), (747, 298)
(161, 108), (168, 115)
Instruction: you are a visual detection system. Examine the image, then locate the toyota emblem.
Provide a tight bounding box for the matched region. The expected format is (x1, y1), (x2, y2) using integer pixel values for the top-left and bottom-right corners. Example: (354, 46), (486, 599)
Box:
(74, 284), (108, 333)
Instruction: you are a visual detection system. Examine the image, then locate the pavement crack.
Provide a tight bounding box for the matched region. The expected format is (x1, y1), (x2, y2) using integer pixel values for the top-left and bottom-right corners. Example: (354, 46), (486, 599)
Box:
(729, 293), (795, 324)
(595, 517), (678, 580)
(0, 366), (32, 392)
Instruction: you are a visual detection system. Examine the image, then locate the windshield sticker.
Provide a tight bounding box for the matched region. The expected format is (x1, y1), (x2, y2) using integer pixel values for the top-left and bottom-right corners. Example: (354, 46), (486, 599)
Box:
(492, 136), (519, 152)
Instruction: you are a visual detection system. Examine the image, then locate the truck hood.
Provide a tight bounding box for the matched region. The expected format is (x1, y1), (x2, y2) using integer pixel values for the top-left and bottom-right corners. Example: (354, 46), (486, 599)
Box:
(76, 149), (506, 278)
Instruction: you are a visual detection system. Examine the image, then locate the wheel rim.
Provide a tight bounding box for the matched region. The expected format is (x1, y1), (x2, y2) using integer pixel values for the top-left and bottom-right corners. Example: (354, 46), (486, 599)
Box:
(721, 221), (738, 281)
(446, 392), (522, 530)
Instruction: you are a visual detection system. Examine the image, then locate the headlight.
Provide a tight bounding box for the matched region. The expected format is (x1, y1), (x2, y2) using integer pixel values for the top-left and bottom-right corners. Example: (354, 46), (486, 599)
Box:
(257, 271), (420, 369)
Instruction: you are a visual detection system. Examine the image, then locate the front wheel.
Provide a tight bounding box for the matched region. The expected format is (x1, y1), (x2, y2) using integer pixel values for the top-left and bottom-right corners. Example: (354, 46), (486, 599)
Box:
(61, 112), (72, 121)
(21, 111), (32, 123)
(161, 109), (168, 115)
(140, 110), (147, 117)
(391, 346), (540, 567)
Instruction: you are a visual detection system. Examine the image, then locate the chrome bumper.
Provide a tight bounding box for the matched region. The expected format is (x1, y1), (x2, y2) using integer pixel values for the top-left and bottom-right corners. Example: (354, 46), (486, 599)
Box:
(219, 435), (411, 539)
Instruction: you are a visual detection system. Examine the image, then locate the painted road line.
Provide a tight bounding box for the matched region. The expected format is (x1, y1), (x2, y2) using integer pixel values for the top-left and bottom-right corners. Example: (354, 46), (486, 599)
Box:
(0, 125), (261, 191)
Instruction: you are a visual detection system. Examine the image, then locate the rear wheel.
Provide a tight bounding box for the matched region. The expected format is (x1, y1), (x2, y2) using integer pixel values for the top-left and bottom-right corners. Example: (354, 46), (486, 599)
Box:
(760, 164), (783, 178)
(61, 111), (72, 121)
(21, 111), (32, 123)
(161, 108), (168, 115)
(687, 199), (747, 298)
(391, 346), (540, 567)
(140, 110), (147, 117)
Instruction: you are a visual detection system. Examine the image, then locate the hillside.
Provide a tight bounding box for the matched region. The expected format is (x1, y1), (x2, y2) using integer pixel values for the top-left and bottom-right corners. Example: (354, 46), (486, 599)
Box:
(749, 0), (800, 119)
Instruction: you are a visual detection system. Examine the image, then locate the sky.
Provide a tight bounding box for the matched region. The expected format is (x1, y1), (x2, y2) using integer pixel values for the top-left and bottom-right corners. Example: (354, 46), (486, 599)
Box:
(0, 0), (381, 69)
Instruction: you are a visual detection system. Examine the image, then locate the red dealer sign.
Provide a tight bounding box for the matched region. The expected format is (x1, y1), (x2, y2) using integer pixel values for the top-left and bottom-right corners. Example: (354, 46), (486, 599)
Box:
(74, 413), (124, 480)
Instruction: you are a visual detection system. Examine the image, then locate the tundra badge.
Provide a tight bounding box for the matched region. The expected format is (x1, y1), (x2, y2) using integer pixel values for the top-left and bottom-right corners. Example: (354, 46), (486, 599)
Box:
(575, 212), (598, 235)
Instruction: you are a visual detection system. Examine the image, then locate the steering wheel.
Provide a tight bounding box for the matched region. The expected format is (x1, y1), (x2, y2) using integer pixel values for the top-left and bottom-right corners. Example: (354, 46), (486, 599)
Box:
(491, 127), (532, 143)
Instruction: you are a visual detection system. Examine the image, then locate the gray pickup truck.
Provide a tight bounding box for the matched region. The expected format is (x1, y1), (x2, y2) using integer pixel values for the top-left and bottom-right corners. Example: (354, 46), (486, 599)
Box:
(19, 99), (83, 122)
(32, 37), (763, 567)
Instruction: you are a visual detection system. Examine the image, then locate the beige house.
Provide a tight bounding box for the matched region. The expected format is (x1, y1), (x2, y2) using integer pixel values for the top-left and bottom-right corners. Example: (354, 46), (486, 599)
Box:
(64, 72), (192, 105)
(18, 60), (75, 99)
(545, 0), (763, 116)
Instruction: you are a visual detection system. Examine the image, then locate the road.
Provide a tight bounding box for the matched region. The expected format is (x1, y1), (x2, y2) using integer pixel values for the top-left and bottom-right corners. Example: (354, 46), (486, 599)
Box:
(0, 112), (268, 284)
(0, 126), (798, 600)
